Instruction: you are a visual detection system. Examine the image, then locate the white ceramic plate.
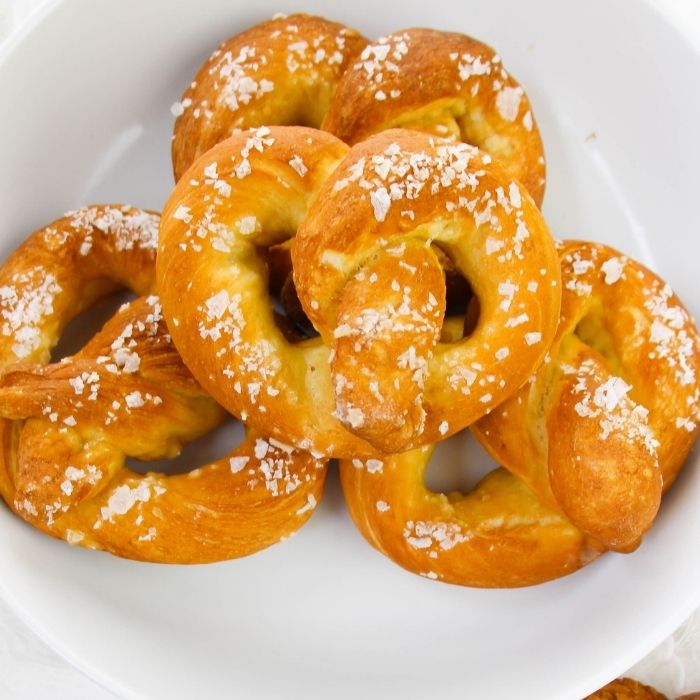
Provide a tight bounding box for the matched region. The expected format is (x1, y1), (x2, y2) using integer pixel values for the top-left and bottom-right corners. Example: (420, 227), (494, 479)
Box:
(1, 1), (699, 698)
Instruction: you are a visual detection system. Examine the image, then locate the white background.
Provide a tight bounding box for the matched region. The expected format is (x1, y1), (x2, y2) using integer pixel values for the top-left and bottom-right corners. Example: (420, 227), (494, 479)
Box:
(0, 0), (699, 698)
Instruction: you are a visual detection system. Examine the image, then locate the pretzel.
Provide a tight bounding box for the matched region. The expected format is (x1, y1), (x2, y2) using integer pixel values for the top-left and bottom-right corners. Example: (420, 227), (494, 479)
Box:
(171, 13), (367, 181)
(338, 242), (699, 586)
(157, 126), (560, 457)
(584, 678), (668, 700)
(323, 28), (546, 206)
(294, 128), (560, 453)
(474, 241), (699, 551)
(0, 208), (326, 562)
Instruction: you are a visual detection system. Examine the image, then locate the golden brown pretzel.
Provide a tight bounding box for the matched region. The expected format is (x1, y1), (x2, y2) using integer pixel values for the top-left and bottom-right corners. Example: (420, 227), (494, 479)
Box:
(338, 241), (699, 585)
(323, 28), (546, 205)
(584, 678), (668, 700)
(171, 13), (367, 181)
(0, 207), (326, 562)
(294, 128), (560, 453)
(474, 241), (699, 551)
(158, 126), (559, 457)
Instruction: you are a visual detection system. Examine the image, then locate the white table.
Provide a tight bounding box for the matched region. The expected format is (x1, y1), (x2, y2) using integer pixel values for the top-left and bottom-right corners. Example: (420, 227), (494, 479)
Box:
(0, 0), (699, 697)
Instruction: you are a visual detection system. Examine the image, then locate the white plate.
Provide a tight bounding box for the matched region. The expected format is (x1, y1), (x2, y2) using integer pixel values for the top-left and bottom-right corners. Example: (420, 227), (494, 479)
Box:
(1, 1), (699, 699)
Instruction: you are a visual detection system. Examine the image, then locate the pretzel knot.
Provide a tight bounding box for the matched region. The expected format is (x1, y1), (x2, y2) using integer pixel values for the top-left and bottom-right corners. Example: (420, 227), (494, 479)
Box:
(171, 13), (368, 181)
(338, 243), (700, 586)
(322, 28), (546, 206)
(158, 126), (559, 457)
(0, 207), (326, 562)
(295, 129), (560, 452)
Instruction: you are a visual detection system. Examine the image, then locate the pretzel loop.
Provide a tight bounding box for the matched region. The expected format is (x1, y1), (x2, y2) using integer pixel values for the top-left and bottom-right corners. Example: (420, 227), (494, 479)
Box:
(171, 13), (367, 180)
(323, 28), (546, 205)
(339, 448), (604, 588)
(0, 204), (158, 366)
(473, 241), (700, 551)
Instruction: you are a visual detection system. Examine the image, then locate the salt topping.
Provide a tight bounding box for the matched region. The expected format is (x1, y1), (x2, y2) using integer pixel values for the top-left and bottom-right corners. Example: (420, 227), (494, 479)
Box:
(601, 256), (625, 284)
(68, 205), (159, 254)
(288, 154), (308, 177)
(495, 86), (523, 121)
(296, 493), (317, 515)
(230, 456), (250, 473)
(0, 268), (61, 359)
(100, 482), (151, 521)
(569, 360), (660, 455)
(403, 520), (468, 552)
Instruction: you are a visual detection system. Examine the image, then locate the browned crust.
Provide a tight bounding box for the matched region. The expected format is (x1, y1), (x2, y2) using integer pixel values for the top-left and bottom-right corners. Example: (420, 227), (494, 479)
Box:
(0, 207), (326, 562)
(474, 241), (700, 551)
(323, 28), (546, 205)
(171, 13), (367, 180)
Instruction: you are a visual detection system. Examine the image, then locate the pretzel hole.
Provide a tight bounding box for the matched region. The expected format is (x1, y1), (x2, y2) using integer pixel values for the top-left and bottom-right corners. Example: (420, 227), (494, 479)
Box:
(389, 100), (509, 163)
(266, 244), (318, 341)
(434, 245), (480, 341)
(424, 428), (499, 499)
(126, 414), (244, 476)
(50, 290), (136, 362)
(574, 312), (626, 379)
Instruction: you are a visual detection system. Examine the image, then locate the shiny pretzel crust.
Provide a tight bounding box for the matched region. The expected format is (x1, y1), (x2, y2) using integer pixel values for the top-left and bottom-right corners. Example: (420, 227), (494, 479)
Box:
(339, 448), (603, 588)
(473, 241), (700, 551)
(171, 13), (367, 181)
(323, 28), (546, 205)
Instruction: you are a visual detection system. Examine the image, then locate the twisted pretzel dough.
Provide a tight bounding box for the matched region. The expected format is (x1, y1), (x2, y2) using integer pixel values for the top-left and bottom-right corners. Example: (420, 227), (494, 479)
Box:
(323, 28), (546, 205)
(474, 241), (699, 551)
(339, 447), (603, 588)
(160, 126), (374, 457)
(339, 242), (699, 585)
(0, 207), (326, 562)
(0, 204), (158, 366)
(171, 13), (367, 181)
(294, 128), (560, 453)
(158, 126), (559, 457)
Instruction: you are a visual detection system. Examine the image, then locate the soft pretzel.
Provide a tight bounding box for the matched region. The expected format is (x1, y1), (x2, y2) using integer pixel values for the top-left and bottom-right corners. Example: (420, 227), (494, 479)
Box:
(0, 208), (326, 562)
(171, 13), (367, 181)
(584, 678), (668, 700)
(294, 128), (560, 453)
(473, 241), (699, 551)
(159, 126), (372, 457)
(338, 241), (699, 585)
(323, 28), (546, 205)
(158, 126), (559, 457)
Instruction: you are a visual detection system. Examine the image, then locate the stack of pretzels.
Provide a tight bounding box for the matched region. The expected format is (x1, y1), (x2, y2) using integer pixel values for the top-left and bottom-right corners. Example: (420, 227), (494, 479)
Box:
(0, 13), (697, 590)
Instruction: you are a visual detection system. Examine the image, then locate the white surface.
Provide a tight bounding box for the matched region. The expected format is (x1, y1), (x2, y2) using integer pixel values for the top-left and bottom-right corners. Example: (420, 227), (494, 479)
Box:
(0, 1), (699, 699)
